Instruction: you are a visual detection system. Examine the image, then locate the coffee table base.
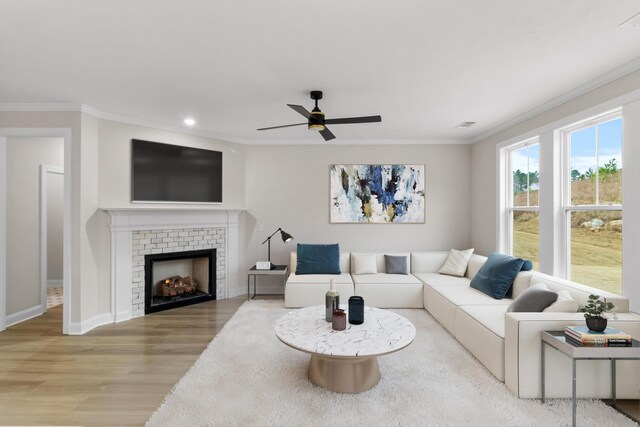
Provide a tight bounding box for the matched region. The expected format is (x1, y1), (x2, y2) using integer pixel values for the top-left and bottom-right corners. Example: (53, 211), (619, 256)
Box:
(307, 354), (380, 393)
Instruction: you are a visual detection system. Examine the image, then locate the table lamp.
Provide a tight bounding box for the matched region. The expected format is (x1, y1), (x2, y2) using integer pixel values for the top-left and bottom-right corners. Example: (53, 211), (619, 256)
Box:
(261, 227), (294, 270)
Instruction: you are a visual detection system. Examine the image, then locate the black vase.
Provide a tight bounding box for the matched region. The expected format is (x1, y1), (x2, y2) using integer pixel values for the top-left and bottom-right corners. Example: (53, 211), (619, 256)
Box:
(348, 296), (364, 325)
(586, 316), (608, 332)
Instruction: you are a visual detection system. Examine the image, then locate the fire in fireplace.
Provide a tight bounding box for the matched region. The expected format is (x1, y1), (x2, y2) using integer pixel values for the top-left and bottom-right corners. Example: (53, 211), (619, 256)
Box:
(144, 248), (216, 314)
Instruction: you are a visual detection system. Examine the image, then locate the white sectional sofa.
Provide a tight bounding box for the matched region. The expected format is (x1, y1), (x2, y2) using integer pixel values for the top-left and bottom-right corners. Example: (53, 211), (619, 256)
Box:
(285, 250), (640, 399)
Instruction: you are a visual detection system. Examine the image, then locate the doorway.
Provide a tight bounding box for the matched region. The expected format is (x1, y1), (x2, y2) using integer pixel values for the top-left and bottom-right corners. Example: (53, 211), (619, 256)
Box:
(0, 128), (71, 334)
(40, 165), (64, 313)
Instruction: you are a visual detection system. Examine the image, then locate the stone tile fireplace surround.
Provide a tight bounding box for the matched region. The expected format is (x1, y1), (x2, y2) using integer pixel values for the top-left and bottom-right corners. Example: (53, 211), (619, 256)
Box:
(104, 209), (242, 322)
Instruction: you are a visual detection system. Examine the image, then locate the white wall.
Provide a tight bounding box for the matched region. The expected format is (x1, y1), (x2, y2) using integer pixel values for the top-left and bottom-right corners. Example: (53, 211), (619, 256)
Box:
(97, 120), (246, 209)
(6, 137), (64, 315)
(622, 99), (640, 313)
(245, 143), (471, 292)
(470, 69), (640, 312)
(47, 172), (64, 282)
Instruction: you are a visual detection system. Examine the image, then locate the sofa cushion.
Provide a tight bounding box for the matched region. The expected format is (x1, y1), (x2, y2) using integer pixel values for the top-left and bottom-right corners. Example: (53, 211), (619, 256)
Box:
(507, 283), (558, 312)
(354, 282), (423, 308)
(439, 248), (474, 277)
(385, 255), (408, 275)
(414, 272), (471, 287)
(430, 285), (513, 306)
(410, 252), (450, 273)
(296, 243), (340, 275)
(287, 273), (353, 285)
(353, 254), (377, 274)
(543, 290), (579, 313)
(465, 254), (487, 279)
(457, 305), (508, 338)
(470, 252), (525, 299)
(351, 273), (422, 285)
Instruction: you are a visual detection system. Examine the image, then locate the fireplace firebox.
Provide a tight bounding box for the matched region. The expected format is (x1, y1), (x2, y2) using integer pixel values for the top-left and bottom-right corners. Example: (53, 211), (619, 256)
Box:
(144, 248), (216, 314)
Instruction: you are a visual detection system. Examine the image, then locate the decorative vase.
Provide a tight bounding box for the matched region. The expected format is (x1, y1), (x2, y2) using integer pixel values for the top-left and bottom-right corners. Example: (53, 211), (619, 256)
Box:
(586, 316), (607, 332)
(325, 279), (339, 322)
(332, 309), (346, 331)
(348, 296), (364, 325)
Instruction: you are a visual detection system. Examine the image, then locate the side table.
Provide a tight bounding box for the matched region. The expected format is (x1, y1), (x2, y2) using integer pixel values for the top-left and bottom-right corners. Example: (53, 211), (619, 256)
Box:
(540, 330), (640, 427)
(247, 265), (289, 300)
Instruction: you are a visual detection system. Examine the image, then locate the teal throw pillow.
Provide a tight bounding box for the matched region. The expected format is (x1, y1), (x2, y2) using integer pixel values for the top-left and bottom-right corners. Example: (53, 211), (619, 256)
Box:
(521, 259), (533, 271)
(296, 243), (341, 275)
(470, 252), (525, 299)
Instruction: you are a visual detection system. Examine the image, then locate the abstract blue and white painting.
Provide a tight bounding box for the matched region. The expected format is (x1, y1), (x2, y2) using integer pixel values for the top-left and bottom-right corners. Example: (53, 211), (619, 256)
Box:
(330, 164), (425, 223)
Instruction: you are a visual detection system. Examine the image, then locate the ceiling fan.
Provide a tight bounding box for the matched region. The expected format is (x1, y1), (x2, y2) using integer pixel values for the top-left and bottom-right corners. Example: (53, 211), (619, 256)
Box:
(257, 91), (382, 141)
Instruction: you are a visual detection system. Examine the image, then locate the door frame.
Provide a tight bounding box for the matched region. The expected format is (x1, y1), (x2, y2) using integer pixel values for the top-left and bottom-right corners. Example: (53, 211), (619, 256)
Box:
(0, 128), (72, 334)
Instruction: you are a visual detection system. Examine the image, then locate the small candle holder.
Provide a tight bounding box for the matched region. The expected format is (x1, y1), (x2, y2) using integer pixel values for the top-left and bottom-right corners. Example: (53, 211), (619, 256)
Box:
(348, 296), (364, 325)
(332, 309), (346, 331)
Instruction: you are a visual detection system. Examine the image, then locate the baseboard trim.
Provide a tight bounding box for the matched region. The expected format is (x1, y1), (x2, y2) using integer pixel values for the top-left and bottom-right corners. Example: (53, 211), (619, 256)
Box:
(5, 305), (43, 327)
(67, 312), (113, 335)
(47, 279), (63, 287)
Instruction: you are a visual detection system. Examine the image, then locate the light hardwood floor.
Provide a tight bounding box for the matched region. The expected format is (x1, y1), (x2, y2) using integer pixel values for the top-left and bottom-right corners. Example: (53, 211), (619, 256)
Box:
(0, 297), (246, 427)
(1, 297), (637, 426)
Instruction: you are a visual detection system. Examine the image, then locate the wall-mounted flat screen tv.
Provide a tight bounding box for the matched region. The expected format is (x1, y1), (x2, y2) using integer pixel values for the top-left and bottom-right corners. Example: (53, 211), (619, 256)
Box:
(131, 139), (223, 203)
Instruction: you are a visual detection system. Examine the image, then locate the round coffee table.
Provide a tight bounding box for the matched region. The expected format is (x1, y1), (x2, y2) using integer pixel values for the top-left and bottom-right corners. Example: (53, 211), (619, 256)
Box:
(275, 305), (415, 393)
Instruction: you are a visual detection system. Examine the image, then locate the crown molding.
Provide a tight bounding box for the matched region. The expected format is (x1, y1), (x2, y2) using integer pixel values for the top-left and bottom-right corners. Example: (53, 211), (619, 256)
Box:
(471, 55), (640, 144)
(0, 103), (469, 145)
(0, 103), (83, 112)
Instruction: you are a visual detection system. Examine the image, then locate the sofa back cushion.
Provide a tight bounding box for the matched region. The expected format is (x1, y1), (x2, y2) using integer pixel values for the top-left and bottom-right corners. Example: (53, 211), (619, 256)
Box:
(289, 250), (350, 275)
(410, 252), (450, 273)
(350, 252), (411, 274)
(529, 272), (629, 312)
(465, 254), (488, 279)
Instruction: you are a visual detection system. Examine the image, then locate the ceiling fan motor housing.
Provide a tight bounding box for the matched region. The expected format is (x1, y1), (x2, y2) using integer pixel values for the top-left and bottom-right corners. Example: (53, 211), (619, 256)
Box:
(308, 110), (325, 131)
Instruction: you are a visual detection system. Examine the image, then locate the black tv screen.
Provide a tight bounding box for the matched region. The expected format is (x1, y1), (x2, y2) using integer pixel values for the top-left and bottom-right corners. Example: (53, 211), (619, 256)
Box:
(131, 139), (223, 203)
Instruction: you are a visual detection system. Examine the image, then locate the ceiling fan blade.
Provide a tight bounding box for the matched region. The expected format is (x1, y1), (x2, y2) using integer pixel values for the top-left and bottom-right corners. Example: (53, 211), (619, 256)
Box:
(324, 115), (382, 125)
(257, 123), (307, 131)
(287, 104), (312, 119)
(319, 127), (336, 141)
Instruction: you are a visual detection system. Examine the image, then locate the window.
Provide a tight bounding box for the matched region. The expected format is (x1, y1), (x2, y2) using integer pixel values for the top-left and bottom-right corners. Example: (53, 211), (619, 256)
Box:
(563, 112), (622, 294)
(506, 138), (539, 270)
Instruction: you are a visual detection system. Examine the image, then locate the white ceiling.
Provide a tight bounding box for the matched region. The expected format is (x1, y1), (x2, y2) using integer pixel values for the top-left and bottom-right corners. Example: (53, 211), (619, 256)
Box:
(2, 1), (640, 144)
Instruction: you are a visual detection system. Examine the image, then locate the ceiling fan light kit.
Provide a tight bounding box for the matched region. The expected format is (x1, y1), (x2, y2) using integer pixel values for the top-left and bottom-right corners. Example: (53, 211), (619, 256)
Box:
(257, 90), (381, 141)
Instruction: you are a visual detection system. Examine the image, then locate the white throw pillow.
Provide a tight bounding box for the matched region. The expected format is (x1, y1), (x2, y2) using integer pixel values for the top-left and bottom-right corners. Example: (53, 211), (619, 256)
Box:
(439, 248), (474, 277)
(543, 290), (579, 313)
(352, 254), (377, 275)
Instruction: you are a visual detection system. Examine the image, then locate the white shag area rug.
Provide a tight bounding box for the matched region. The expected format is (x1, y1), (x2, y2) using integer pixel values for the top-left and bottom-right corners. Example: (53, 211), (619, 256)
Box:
(147, 300), (637, 427)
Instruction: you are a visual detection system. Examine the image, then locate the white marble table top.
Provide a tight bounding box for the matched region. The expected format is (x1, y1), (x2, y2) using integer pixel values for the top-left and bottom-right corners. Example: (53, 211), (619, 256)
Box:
(275, 305), (416, 357)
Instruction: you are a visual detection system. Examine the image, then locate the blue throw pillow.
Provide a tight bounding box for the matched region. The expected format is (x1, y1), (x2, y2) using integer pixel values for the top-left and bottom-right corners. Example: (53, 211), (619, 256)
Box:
(470, 252), (525, 299)
(296, 244), (341, 275)
(521, 259), (533, 271)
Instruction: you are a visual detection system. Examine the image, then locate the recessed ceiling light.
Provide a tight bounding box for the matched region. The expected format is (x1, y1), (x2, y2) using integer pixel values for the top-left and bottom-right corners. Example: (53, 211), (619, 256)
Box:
(184, 118), (196, 126)
(455, 121), (476, 128)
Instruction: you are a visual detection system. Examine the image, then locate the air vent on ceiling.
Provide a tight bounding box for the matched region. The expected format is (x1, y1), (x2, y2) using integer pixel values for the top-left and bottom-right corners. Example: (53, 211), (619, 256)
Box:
(455, 121), (476, 128)
(619, 10), (640, 28)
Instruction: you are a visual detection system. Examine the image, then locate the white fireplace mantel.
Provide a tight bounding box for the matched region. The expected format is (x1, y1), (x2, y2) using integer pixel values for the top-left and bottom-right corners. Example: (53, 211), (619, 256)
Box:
(101, 208), (243, 323)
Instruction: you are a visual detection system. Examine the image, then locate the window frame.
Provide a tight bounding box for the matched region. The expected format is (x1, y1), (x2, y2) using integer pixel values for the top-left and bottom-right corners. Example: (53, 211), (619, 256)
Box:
(561, 109), (622, 285)
(505, 137), (540, 258)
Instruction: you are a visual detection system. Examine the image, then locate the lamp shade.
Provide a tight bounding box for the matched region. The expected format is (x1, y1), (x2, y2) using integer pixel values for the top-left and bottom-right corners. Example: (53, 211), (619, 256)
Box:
(280, 229), (294, 243)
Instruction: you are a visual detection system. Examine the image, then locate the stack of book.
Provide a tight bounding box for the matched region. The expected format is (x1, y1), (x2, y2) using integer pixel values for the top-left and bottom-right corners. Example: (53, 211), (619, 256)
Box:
(564, 325), (632, 347)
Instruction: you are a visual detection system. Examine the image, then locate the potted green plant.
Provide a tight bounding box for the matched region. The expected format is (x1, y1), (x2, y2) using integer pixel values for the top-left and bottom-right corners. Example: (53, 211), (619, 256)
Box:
(579, 294), (615, 332)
